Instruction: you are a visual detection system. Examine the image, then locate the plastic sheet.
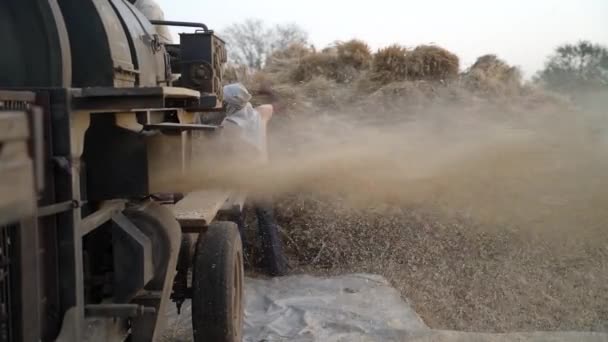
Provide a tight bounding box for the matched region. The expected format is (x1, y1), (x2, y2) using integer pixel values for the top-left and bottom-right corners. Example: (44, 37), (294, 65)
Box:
(162, 273), (608, 342)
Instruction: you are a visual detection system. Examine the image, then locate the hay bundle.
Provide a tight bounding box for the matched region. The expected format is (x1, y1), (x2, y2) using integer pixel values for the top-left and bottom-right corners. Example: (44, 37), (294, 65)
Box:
(406, 45), (459, 81)
(336, 39), (372, 70)
(264, 43), (314, 83)
(291, 52), (340, 82)
(292, 52), (360, 84)
(463, 54), (522, 96)
(371, 45), (409, 84)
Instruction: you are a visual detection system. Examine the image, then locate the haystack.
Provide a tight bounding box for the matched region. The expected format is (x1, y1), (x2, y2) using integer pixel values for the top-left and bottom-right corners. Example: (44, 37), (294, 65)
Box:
(336, 39), (372, 70)
(463, 54), (522, 96)
(263, 43), (314, 83)
(291, 52), (338, 82)
(371, 45), (409, 84)
(292, 52), (359, 84)
(406, 45), (459, 81)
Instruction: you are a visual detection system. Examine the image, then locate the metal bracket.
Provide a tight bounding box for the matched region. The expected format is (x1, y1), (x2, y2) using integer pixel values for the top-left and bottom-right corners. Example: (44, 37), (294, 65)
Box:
(111, 212), (154, 302)
(38, 200), (81, 217)
(84, 304), (155, 318)
(80, 200), (126, 236)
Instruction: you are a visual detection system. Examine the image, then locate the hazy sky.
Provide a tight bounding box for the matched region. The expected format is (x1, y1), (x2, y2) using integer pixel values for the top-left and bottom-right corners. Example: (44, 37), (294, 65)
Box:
(157, 0), (608, 77)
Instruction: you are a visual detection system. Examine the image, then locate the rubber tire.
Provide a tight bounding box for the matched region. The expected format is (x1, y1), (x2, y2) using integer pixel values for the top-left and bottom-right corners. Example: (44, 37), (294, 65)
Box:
(255, 204), (288, 276)
(192, 221), (244, 342)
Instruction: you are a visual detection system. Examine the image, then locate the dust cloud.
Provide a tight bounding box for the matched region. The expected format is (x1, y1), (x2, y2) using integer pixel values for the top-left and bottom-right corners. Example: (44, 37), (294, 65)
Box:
(155, 96), (608, 238)
(151, 94), (608, 332)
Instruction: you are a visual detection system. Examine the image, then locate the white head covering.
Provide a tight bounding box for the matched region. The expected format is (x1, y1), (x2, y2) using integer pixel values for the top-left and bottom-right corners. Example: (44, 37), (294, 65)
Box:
(222, 83), (265, 152)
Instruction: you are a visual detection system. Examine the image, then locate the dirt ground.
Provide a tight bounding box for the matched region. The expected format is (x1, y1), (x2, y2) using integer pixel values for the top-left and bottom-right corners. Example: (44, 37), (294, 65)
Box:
(253, 194), (608, 333)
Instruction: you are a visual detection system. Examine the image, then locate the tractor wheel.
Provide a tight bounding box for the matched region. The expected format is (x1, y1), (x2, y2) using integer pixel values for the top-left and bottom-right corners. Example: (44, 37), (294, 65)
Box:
(192, 221), (244, 342)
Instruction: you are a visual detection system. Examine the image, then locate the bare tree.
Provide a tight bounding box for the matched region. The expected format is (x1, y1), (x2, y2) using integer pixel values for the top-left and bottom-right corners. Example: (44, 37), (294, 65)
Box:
(270, 23), (308, 52)
(221, 19), (268, 69)
(221, 19), (308, 69)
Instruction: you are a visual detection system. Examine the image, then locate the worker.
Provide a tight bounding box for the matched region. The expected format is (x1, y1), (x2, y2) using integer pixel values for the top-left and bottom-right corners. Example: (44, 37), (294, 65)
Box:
(222, 83), (288, 277)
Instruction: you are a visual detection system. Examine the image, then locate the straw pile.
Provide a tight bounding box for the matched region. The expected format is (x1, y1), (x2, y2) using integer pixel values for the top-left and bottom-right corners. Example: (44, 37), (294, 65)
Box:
(224, 40), (562, 112)
(264, 43), (314, 83)
(406, 45), (459, 81)
(371, 44), (410, 84)
(270, 194), (608, 333)
(462, 54), (523, 96)
(336, 39), (373, 70)
(292, 52), (341, 82)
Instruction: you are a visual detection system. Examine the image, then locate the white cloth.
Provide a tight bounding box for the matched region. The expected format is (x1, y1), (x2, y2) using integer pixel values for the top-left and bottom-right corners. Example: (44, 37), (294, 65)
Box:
(133, 0), (173, 44)
(222, 84), (266, 154)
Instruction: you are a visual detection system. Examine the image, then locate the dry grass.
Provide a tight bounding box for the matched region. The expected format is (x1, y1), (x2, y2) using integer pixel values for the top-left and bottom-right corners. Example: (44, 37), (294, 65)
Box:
(240, 42), (560, 112)
(336, 39), (373, 70)
(292, 52), (339, 82)
(406, 45), (460, 81)
(264, 43), (313, 83)
(292, 51), (361, 84)
(463, 54), (523, 96)
(272, 194), (608, 333)
(371, 44), (410, 84)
